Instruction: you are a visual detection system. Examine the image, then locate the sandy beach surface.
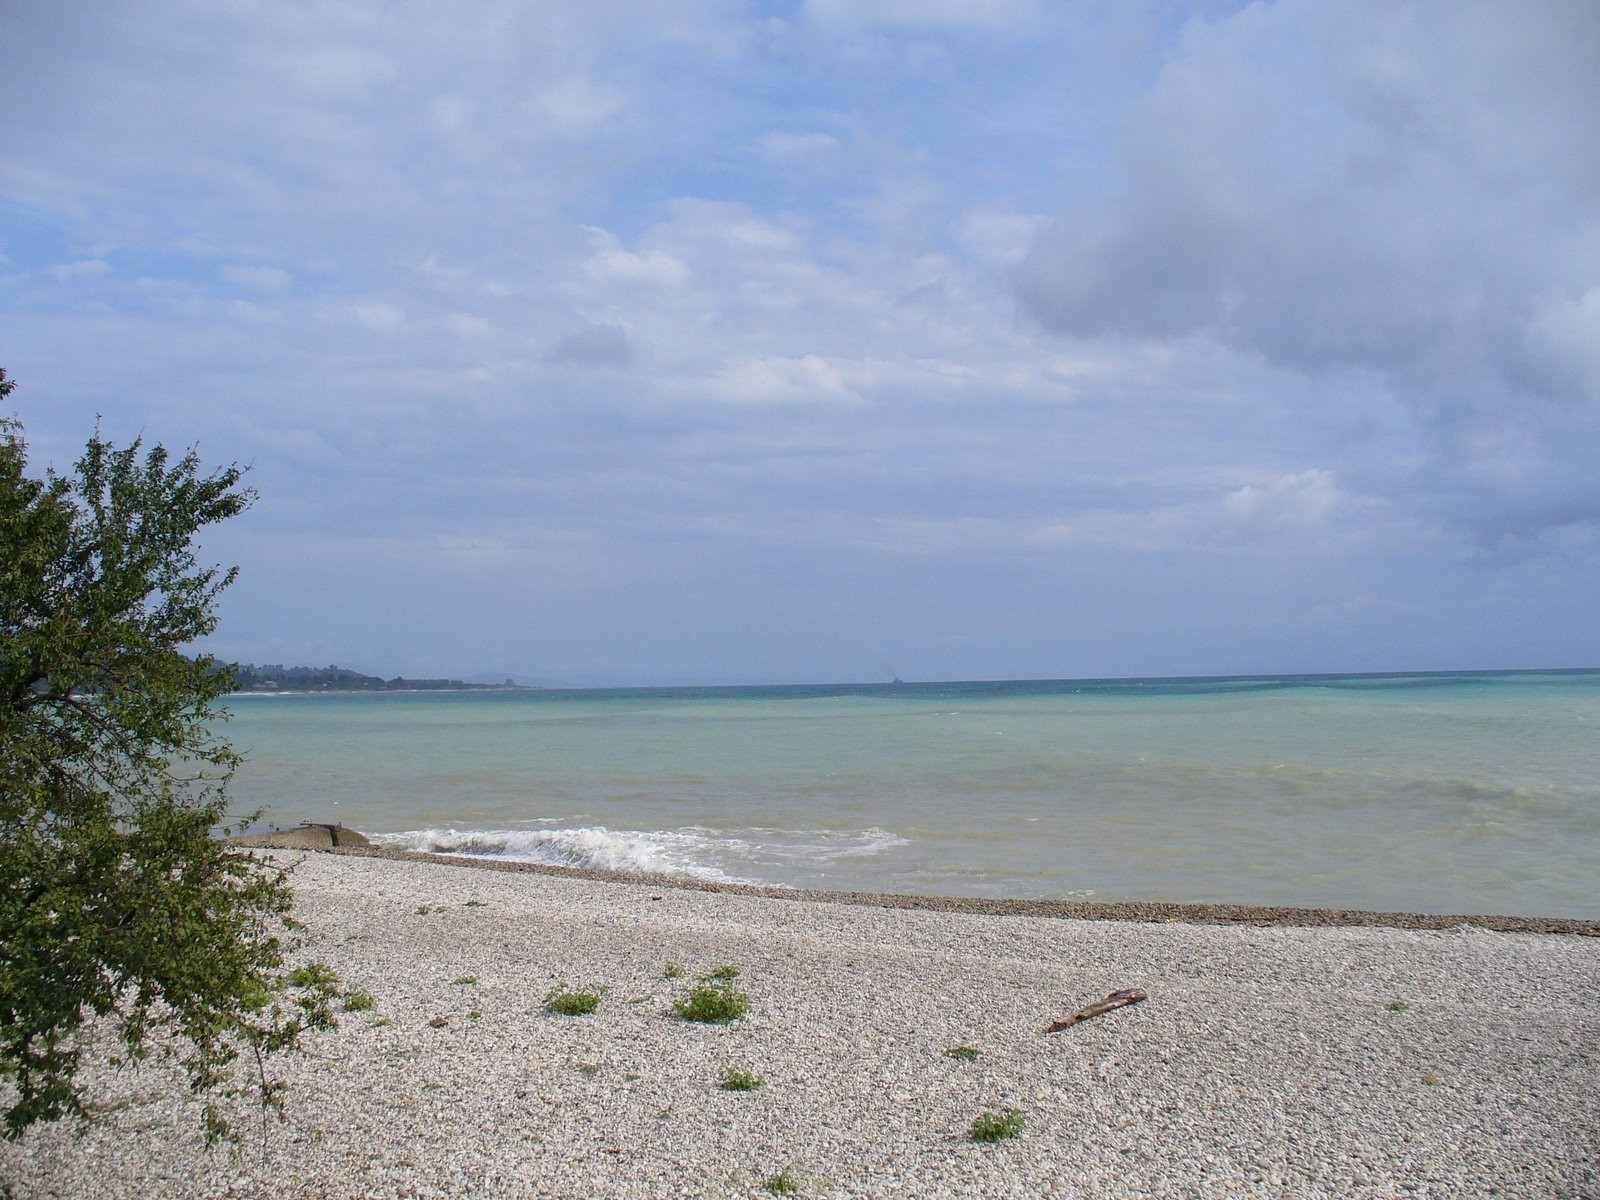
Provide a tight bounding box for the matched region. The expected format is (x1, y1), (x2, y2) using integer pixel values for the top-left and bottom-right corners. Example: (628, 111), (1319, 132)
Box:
(3, 850), (1597, 1199)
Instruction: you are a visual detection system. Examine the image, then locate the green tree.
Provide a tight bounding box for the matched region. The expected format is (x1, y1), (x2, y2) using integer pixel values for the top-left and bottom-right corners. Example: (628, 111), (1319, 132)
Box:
(0, 367), (335, 1142)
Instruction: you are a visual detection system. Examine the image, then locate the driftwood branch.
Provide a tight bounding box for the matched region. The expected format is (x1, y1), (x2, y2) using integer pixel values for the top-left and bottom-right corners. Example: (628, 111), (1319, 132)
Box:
(1046, 988), (1147, 1032)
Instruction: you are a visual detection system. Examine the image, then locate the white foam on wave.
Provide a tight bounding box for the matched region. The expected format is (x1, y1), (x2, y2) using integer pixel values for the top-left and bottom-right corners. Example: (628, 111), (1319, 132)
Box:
(373, 826), (742, 882)
(372, 823), (910, 884)
(743, 826), (910, 861)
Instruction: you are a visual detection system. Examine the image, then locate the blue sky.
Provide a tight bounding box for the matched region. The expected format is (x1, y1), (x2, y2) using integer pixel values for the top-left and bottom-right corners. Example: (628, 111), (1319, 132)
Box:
(3, 0), (1598, 684)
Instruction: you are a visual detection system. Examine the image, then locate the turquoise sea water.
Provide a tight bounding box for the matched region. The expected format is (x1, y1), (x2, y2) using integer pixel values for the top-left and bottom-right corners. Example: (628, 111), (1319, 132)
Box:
(223, 671), (1600, 917)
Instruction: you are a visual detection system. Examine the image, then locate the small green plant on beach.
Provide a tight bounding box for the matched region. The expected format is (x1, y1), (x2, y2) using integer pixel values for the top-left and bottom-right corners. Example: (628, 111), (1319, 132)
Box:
(702, 964), (741, 981)
(467, 1010), (481, 1021)
(664, 961), (684, 979)
(1388, 1000), (1409, 1012)
(341, 986), (376, 1013)
(545, 986), (606, 1016)
(970, 1107), (1024, 1143)
(415, 903), (446, 915)
(453, 975), (477, 986)
(943, 1045), (982, 1062)
(288, 962), (340, 990)
(764, 1168), (802, 1195)
(674, 979), (750, 1024)
(463, 899), (486, 908)
(719, 1066), (766, 1091)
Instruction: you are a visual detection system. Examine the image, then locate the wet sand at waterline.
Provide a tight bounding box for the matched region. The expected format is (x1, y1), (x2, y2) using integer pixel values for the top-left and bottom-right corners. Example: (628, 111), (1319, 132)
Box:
(3, 848), (1597, 1199)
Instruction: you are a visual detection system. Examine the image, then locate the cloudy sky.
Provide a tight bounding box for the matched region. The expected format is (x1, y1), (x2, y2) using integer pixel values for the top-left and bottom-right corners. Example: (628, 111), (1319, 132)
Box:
(2, 1), (1598, 684)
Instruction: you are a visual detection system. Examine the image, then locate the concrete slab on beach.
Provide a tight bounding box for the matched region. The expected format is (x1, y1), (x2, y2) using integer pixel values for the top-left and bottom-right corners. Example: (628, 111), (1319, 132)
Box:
(3, 850), (1597, 1199)
(228, 824), (375, 851)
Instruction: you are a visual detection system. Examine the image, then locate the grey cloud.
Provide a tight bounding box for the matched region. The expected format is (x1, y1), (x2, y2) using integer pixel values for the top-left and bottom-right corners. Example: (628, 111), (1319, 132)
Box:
(1015, 0), (1600, 553)
(546, 323), (632, 367)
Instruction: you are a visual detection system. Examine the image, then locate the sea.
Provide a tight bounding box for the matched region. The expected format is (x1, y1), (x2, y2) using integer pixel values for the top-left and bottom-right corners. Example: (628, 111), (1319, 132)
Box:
(222, 670), (1600, 919)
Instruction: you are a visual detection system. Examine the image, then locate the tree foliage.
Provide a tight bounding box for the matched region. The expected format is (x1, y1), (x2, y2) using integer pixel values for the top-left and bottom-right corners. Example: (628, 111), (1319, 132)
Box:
(0, 367), (336, 1142)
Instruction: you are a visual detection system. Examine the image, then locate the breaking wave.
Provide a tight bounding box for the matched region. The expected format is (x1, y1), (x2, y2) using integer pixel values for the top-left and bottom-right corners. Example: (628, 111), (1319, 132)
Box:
(371, 824), (908, 885)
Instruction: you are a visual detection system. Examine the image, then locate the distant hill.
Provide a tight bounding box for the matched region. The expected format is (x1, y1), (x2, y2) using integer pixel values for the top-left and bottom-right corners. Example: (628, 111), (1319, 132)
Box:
(460, 671), (560, 687)
(226, 664), (530, 692)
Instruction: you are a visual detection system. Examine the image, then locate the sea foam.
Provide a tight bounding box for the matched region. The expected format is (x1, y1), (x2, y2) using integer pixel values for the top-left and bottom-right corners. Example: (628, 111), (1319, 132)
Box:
(373, 826), (744, 881)
(372, 824), (909, 885)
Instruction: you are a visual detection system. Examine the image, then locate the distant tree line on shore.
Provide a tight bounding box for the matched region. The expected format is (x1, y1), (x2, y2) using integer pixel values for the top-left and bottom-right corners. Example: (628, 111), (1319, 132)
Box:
(226, 664), (521, 692)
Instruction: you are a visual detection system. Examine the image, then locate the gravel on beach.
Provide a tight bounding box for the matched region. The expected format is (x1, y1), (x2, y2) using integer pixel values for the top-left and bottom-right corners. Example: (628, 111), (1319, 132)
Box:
(3, 849), (1597, 1199)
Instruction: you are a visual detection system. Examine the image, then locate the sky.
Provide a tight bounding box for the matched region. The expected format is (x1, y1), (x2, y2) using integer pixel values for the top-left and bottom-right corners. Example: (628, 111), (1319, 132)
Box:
(2, 0), (1598, 685)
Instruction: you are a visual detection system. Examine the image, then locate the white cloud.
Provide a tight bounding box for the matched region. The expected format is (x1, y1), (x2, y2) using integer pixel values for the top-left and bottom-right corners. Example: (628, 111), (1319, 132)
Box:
(583, 234), (692, 287)
(348, 303), (406, 334)
(1524, 287), (1600, 402)
(225, 298), (279, 322)
(276, 46), (399, 103)
(709, 354), (858, 406)
(49, 259), (110, 279)
(1030, 467), (1378, 556)
(955, 210), (1044, 267)
(802, 0), (1041, 32)
(546, 323), (631, 367)
(1305, 591), (1400, 623)
(443, 313), (494, 340)
(1223, 469), (1340, 534)
(759, 130), (842, 169)
(534, 77), (626, 137)
(224, 265), (293, 293)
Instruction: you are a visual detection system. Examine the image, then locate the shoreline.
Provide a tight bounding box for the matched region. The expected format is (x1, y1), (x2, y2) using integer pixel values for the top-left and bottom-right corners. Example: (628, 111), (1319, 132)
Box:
(285, 841), (1600, 936)
(6, 848), (1596, 1199)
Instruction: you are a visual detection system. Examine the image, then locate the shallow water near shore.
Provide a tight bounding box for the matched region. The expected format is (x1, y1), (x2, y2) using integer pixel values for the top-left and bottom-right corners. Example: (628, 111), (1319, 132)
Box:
(223, 670), (1600, 917)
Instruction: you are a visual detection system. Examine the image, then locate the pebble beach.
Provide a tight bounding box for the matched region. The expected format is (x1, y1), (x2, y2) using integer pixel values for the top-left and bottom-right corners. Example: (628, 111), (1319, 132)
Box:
(3, 848), (1598, 1199)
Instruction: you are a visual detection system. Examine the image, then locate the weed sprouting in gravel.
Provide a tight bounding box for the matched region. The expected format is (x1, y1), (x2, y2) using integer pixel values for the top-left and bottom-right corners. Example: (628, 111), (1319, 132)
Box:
(970, 1107), (1024, 1143)
(1388, 1000), (1409, 1012)
(719, 1066), (766, 1091)
(674, 979), (749, 1024)
(943, 1045), (981, 1062)
(764, 1168), (801, 1195)
(664, 961), (685, 979)
(453, 975), (478, 986)
(545, 986), (606, 1016)
(287, 962), (339, 990)
(702, 964), (741, 981)
(341, 985), (376, 1012)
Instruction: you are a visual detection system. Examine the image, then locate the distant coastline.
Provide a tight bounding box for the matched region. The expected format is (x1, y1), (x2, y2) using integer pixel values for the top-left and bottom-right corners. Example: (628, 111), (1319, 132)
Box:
(221, 663), (1600, 697)
(224, 663), (536, 694)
